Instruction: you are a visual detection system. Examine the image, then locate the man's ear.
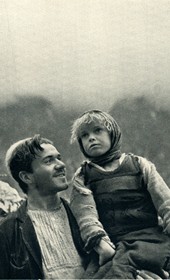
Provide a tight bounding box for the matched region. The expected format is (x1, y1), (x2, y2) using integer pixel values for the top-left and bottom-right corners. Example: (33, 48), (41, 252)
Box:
(19, 171), (34, 185)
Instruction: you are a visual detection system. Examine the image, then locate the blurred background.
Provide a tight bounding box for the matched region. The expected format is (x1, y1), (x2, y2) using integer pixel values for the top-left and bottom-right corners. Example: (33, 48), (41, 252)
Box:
(0, 0), (169, 197)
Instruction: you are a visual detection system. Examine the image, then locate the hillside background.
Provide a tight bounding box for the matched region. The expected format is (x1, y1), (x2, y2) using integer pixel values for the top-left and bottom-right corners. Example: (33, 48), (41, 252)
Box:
(0, 95), (169, 198)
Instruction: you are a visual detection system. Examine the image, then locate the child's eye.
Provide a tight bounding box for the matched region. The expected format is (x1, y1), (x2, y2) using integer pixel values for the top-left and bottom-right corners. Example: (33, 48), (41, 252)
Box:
(95, 127), (102, 133)
(81, 132), (88, 138)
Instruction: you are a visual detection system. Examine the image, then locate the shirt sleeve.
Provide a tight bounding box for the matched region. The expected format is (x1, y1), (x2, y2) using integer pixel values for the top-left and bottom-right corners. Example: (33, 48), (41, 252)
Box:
(70, 167), (113, 252)
(137, 156), (170, 234)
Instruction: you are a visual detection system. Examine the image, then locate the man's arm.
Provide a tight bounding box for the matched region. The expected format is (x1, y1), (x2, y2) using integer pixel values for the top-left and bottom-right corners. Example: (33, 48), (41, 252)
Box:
(0, 230), (10, 279)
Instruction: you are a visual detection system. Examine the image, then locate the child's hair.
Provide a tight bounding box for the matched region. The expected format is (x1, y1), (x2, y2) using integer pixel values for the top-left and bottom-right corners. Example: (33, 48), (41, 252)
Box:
(70, 109), (122, 162)
(5, 134), (53, 194)
(71, 109), (119, 144)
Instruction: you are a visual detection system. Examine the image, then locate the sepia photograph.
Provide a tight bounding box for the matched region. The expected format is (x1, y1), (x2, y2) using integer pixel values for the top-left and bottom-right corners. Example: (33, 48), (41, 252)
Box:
(0, 1), (170, 279)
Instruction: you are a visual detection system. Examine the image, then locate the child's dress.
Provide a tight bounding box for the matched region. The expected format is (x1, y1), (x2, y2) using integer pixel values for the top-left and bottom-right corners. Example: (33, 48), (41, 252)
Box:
(70, 153), (170, 279)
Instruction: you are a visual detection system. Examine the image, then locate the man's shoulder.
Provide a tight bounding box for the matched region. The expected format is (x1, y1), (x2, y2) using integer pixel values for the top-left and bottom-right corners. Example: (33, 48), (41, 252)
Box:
(0, 212), (18, 242)
(0, 200), (27, 230)
(0, 209), (18, 228)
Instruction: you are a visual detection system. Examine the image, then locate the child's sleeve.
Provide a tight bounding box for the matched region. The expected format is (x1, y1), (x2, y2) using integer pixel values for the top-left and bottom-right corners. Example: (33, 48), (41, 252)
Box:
(137, 156), (170, 235)
(70, 167), (113, 253)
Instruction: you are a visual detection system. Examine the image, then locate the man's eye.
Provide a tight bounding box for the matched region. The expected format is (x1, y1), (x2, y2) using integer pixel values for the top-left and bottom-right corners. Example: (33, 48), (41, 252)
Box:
(44, 158), (53, 164)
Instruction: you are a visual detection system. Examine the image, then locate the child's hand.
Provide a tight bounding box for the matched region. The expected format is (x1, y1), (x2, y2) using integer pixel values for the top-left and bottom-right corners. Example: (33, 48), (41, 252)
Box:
(136, 269), (169, 279)
(162, 216), (170, 235)
(94, 239), (116, 266)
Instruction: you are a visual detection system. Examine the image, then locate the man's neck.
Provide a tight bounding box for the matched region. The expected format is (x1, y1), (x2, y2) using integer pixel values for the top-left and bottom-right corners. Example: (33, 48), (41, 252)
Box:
(27, 192), (61, 211)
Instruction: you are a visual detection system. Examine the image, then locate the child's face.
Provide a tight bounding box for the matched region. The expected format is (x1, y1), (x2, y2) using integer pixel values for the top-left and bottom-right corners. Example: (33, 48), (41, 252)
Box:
(79, 121), (112, 157)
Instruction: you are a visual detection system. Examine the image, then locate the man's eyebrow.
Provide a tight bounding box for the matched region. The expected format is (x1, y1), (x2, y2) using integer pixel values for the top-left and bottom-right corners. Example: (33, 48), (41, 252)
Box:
(42, 155), (53, 161)
(57, 153), (61, 159)
(42, 154), (61, 161)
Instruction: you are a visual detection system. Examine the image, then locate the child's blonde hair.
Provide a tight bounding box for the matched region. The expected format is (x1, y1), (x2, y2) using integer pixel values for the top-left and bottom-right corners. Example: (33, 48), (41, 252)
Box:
(71, 109), (117, 144)
(71, 109), (122, 162)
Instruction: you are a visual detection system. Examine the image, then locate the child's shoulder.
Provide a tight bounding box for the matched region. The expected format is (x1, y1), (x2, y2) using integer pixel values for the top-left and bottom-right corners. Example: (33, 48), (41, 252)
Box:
(74, 166), (82, 177)
(127, 152), (148, 161)
(126, 153), (154, 170)
(74, 160), (89, 177)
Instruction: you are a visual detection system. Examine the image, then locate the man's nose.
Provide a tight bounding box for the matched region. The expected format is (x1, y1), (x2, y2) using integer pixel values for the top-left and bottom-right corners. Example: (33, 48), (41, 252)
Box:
(54, 159), (65, 169)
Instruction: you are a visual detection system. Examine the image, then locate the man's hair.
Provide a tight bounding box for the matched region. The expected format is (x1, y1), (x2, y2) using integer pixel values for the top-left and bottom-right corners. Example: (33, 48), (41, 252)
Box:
(70, 109), (116, 144)
(5, 134), (53, 194)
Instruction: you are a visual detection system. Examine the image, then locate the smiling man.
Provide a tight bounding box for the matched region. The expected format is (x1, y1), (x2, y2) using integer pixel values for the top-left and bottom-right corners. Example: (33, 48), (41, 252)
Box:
(0, 135), (86, 279)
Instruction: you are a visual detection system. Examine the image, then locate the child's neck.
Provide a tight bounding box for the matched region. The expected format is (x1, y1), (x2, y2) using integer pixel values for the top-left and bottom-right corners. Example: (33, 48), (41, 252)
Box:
(100, 153), (125, 171)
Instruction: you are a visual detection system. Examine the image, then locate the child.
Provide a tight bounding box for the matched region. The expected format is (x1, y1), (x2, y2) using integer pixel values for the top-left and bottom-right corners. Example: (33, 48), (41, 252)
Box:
(70, 109), (170, 279)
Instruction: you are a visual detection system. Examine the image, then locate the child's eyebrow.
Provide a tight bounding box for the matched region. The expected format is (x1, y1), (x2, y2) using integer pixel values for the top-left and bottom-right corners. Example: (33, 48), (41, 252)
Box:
(79, 128), (87, 134)
(93, 124), (104, 128)
(79, 131), (87, 136)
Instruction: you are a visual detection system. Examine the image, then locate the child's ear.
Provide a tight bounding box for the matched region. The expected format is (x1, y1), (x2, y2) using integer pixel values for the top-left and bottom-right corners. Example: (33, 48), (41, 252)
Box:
(19, 171), (34, 184)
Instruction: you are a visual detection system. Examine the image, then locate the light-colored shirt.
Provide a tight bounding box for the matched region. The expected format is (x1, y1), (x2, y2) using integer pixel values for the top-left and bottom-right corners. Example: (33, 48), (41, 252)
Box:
(28, 202), (84, 279)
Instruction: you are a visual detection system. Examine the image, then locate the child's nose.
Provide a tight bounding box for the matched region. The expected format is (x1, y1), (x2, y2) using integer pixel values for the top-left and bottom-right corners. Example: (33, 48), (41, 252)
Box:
(89, 133), (96, 141)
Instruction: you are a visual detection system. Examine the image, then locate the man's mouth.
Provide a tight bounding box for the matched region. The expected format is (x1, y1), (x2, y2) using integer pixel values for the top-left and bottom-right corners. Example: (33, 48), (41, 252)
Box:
(57, 173), (65, 177)
(54, 171), (66, 177)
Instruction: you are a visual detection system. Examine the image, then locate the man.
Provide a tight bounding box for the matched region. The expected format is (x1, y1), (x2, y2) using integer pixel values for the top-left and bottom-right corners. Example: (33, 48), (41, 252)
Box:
(0, 134), (168, 279)
(0, 134), (87, 279)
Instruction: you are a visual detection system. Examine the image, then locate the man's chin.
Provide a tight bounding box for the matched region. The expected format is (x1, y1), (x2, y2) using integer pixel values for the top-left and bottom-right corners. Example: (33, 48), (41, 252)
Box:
(63, 183), (69, 190)
(60, 182), (69, 191)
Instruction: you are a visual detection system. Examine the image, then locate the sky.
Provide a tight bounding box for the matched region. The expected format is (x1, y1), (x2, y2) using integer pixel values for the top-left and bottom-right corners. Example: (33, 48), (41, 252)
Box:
(0, 0), (170, 110)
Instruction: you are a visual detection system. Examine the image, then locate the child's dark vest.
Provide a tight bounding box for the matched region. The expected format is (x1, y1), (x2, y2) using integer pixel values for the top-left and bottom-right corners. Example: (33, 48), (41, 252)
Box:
(83, 154), (158, 241)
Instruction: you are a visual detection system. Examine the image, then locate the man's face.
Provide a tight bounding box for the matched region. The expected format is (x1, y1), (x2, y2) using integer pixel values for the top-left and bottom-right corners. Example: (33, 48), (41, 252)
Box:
(30, 143), (68, 195)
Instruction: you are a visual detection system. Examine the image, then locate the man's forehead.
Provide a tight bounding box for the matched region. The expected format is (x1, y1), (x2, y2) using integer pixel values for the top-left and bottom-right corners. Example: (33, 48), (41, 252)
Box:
(41, 143), (58, 150)
(39, 143), (60, 156)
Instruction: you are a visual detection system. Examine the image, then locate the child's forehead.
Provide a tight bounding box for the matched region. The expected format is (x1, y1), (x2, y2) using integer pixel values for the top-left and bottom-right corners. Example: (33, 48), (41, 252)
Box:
(78, 120), (104, 132)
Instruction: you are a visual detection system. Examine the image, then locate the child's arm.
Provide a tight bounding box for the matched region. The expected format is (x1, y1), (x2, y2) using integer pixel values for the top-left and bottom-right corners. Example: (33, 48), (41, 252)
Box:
(70, 167), (115, 258)
(94, 237), (116, 265)
(137, 156), (170, 234)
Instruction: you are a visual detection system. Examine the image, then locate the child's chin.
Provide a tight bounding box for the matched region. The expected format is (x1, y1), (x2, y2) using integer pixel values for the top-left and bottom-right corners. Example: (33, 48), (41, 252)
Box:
(89, 152), (101, 157)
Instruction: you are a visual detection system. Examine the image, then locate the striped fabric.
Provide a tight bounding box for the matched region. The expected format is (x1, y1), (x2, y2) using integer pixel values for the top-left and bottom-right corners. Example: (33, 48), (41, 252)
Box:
(28, 203), (84, 279)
